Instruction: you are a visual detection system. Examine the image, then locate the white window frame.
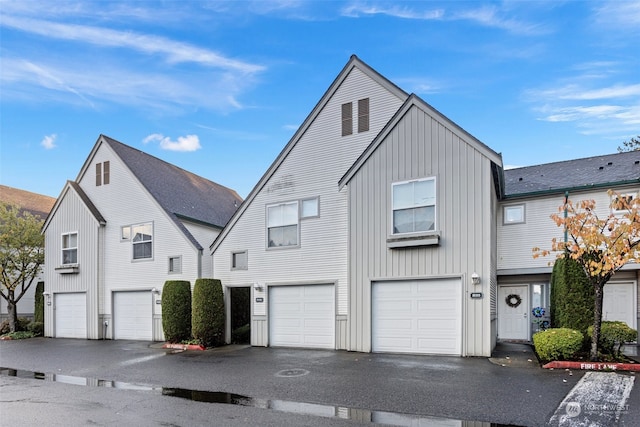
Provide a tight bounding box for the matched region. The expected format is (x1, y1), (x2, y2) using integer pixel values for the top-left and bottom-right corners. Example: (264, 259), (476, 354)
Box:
(168, 256), (182, 274)
(121, 225), (131, 241)
(231, 250), (248, 270)
(61, 231), (78, 265)
(503, 204), (525, 225)
(611, 192), (636, 213)
(131, 222), (153, 261)
(300, 197), (319, 219)
(391, 177), (436, 235)
(266, 201), (299, 249)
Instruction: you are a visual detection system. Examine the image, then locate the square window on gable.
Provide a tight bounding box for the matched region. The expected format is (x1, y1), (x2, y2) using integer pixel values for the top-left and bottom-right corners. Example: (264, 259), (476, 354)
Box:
(231, 251), (248, 270)
(168, 256), (182, 274)
(392, 178), (436, 234)
(503, 205), (525, 224)
(301, 197), (319, 219)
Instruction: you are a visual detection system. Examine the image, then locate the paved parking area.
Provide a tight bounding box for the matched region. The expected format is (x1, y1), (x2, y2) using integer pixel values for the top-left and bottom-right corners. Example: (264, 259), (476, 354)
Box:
(1, 338), (638, 426)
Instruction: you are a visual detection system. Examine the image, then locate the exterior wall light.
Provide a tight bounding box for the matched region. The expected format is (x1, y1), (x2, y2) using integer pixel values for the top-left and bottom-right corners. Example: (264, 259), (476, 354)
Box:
(253, 283), (264, 291)
(471, 273), (481, 285)
(42, 291), (52, 306)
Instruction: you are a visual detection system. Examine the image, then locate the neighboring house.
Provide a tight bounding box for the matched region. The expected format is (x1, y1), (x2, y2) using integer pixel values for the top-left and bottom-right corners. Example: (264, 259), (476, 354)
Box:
(497, 151), (640, 342)
(42, 135), (241, 340)
(0, 185), (55, 321)
(211, 55), (639, 356)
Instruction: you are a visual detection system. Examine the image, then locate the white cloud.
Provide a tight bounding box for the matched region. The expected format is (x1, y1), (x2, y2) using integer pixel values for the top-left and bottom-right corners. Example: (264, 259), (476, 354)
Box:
(40, 134), (57, 149)
(341, 4), (444, 20)
(143, 134), (202, 152)
(0, 15), (265, 74)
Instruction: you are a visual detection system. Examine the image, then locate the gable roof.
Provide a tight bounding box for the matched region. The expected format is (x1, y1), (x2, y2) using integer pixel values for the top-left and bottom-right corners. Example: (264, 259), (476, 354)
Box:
(504, 150), (640, 198)
(95, 135), (242, 250)
(339, 93), (503, 190)
(0, 185), (56, 219)
(42, 181), (106, 232)
(210, 55), (408, 253)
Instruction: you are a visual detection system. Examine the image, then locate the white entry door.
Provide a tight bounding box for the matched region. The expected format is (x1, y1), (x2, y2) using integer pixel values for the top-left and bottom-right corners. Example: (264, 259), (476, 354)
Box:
(603, 282), (637, 329)
(498, 285), (529, 340)
(269, 285), (334, 349)
(113, 291), (153, 340)
(55, 293), (87, 339)
(372, 279), (462, 355)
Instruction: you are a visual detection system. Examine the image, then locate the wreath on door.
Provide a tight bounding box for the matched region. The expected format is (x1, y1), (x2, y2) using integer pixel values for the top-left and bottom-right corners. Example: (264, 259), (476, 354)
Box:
(505, 294), (522, 308)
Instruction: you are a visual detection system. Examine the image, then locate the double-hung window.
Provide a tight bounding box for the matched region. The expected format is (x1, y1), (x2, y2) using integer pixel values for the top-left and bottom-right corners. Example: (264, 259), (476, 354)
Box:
(267, 202), (298, 248)
(62, 232), (78, 265)
(392, 178), (436, 234)
(132, 223), (153, 260)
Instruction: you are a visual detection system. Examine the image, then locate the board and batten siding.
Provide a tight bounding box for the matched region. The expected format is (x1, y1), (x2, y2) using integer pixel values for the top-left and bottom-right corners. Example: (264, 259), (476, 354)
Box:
(346, 105), (497, 356)
(497, 187), (639, 272)
(44, 187), (102, 339)
(213, 65), (406, 348)
(181, 220), (221, 278)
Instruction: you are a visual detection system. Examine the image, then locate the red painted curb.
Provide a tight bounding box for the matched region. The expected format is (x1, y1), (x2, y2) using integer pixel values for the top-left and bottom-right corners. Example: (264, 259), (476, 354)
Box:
(543, 360), (640, 372)
(162, 343), (205, 351)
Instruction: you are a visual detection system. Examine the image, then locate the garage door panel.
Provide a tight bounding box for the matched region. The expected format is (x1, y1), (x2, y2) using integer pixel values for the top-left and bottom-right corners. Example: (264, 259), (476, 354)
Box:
(373, 279), (461, 355)
(270, 285), (334, 349)
(114, 292), (152, 341)
(55, 293), (87, 339)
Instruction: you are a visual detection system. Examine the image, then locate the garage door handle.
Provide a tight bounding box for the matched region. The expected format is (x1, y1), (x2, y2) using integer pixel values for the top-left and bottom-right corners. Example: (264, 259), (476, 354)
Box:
(523, 313), (527, 318)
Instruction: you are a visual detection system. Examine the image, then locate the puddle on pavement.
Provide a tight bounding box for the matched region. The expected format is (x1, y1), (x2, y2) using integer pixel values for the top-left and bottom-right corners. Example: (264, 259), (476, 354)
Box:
(1, 367), (520, 427)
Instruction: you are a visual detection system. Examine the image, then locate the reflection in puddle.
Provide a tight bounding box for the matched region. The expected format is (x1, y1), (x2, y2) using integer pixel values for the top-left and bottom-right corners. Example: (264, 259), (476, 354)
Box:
(1, 367), (519, 427)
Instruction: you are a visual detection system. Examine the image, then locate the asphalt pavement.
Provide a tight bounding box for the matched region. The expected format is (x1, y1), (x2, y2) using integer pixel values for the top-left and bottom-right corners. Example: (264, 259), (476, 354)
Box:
(0, 338), (638, 426)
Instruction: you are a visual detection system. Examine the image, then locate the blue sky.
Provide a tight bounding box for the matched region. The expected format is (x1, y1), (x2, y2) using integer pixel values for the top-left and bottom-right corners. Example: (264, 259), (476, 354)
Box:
(1, 1), (639, 199)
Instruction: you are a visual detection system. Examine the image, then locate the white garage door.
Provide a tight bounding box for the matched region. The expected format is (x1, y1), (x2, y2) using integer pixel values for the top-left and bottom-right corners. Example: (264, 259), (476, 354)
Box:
(603, 282), (637, 329)
(373, 279), (462, 355)
(55, 293), (87, 339)
(113, 291), (153, 340)
(269, 285), (334, 349)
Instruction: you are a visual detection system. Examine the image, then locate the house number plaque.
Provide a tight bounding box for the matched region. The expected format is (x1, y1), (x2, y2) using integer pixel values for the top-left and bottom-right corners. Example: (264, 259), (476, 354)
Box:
(470, 292), (483, 299)
(255, 297), (264, 303)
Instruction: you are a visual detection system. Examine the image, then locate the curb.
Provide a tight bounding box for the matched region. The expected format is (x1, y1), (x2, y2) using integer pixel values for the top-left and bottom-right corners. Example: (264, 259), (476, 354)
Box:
(543, 360), (640, 372)
(162, 343), (205, 351)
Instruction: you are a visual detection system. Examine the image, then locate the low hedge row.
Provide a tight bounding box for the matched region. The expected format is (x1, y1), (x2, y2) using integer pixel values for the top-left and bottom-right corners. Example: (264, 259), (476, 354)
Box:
(533, 328), (583, 362)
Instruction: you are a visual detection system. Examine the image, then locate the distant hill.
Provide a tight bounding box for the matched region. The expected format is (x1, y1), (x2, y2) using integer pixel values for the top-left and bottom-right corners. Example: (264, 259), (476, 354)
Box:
(0, 185), (56, 219)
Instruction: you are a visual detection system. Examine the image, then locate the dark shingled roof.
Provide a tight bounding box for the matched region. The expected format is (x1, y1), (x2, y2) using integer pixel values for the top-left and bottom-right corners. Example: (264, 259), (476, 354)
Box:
(102, 135), (242, 249)
(504, 151), (640, 197)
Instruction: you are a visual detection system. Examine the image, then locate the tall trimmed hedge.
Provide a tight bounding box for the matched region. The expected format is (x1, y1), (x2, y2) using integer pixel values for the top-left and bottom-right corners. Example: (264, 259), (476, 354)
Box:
(192, 278), (225, 348)
(550, 257), (593, 335)
(34, 282), (45, 324)
(162, 280), (191, 343)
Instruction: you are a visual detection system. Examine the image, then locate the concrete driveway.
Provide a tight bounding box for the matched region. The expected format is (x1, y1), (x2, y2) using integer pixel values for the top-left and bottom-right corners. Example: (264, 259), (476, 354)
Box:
(0, 338), (637, 426)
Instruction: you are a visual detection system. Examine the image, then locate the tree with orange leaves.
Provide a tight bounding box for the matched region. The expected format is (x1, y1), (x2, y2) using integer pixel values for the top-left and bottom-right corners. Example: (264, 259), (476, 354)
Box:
(533, 190), (640, 361)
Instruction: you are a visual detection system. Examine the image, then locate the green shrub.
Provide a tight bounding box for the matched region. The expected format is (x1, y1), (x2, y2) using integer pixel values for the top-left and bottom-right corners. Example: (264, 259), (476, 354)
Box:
(34, 282), (45, 324)
(1, 330), (35, 340)
(550, 257), (593, 335)
(161, 280), (192, 343)
(192, 279), (225, 348)
(587, 321), (637, 357)
(533, 328), (583, 362)
(0, 317), (31, 334)
(27, 321), (44, 336)
(231, 324), (250, 344)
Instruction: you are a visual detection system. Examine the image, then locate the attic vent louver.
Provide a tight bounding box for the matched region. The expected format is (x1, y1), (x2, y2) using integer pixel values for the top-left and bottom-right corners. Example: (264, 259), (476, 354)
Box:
(518, 177), (523, 181)
(599, 166), (604, 170)
(636, 161), (640, 165)
(607, 162), (613, 166)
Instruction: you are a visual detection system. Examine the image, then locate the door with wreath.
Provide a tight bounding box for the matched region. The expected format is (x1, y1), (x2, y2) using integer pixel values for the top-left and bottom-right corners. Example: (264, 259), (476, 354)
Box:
(498, 285), (529, 340)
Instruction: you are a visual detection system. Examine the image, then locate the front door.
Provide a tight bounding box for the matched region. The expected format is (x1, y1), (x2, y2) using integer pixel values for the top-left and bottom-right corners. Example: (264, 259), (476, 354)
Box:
(603, 282), (637, 329)
(498, 285), (529, 340)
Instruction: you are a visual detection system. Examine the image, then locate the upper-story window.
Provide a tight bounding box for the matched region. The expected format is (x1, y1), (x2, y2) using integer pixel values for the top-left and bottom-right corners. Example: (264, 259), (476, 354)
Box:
(61, 232), (78, 265)
(503, 204), (525, 224)
(267, 201), (298, 248)
(612, 193), (636, 212)
(392, 178), (436, 234)
(131, 222), (153, 260)
(301, 197), (319, 219)
(231, 250), (248, 270)
(342, 98), (370, 136)
(168, 256), (182, 274)
(96, 161), (110, 186)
